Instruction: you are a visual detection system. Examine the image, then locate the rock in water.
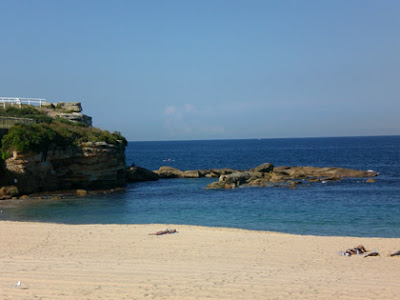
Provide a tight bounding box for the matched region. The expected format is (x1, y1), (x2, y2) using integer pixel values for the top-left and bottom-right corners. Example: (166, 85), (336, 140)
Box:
(0, 185), (19, 199)
(126, 166), (159, 182)
(183, 170), (200, 178)
(76, 189), (88, 196)
(154, 166), (184, 178)
(249, 163), (274, 173)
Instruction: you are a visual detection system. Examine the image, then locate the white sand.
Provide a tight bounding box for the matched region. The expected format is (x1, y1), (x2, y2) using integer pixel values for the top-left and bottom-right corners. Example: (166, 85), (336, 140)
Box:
(0, 221), (399, 299)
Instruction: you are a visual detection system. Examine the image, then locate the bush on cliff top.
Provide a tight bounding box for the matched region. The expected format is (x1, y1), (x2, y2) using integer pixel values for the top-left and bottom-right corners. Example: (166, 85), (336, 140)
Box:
(0, 106), (44, 117)
(1, 113), (127, 158)
(0, 106), (53, 123)
(2, 124), (62, 153)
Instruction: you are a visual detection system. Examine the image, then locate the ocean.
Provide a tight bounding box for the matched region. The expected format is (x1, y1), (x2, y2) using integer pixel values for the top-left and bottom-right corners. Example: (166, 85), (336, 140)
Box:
(1, 136), (400, 237)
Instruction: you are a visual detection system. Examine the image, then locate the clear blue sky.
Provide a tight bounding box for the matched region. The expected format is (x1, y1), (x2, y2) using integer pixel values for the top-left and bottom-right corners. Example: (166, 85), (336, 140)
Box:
(1, 0), (399, 141)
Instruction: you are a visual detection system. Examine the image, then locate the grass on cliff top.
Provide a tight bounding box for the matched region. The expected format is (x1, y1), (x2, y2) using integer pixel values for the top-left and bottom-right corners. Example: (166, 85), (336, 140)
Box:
(0, 107), (127, 158)
(0, 105), (53, 123)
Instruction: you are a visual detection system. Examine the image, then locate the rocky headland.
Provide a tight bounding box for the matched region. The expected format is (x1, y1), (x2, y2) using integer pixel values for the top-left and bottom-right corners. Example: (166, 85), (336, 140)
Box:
(0, 101), (126, 199)
(3, 142), (126, 196)
(0, 101), (379, 200)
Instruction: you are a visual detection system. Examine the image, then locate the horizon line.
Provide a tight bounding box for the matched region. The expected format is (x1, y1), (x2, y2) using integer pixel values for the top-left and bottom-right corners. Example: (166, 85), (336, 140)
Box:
(127, 134), (400, 143)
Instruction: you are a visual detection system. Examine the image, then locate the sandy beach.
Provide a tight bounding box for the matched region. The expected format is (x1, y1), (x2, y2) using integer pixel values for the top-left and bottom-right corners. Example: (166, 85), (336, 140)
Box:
(0, 221), (399, 299)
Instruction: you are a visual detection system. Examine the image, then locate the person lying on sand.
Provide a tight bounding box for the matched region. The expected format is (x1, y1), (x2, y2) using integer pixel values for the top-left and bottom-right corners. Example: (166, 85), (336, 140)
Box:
(390, 250), (400, 257)
(364, 251), (380, 258)
(339, 245), (367, 256)
(149, 229), (177, 235)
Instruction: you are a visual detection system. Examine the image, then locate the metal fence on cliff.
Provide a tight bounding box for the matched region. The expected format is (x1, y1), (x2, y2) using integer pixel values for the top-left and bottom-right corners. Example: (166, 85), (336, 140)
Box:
(0, 97), (46, 108)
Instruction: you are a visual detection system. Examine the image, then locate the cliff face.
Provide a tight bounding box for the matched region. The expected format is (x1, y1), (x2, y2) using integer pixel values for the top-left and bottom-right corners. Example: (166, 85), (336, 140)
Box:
(4, 141), (126, 194)
(41, 101), (93, 126)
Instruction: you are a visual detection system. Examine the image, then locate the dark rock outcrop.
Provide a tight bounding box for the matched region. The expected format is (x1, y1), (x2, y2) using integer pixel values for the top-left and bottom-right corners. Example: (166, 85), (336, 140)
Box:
(249, 163), (274, 173)
(154, 166), (240, 179)
(201, 168), (240, 177)
(206, 164), (377, 189)
(126, 166), (159, 182)
(151, 162), (378, 190)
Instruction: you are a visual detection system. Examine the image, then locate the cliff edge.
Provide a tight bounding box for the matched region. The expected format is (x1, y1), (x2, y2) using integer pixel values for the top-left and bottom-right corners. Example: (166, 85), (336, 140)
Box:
(0, 101), (126, 197)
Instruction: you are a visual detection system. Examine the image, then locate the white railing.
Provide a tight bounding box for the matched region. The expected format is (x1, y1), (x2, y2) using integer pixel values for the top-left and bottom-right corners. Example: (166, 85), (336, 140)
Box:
(0, 97), (46, 108)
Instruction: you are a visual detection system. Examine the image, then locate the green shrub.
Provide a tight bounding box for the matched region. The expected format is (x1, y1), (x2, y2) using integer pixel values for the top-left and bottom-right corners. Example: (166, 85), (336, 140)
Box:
(1, 121), (127, 157)
(0, 106), (127, 156)
(0, 106), (52, 123)
(1, 124), (59, 154)
(0, 106), (43, 117)
(28, 115), (53, 124)
(1, 150), (11, 160)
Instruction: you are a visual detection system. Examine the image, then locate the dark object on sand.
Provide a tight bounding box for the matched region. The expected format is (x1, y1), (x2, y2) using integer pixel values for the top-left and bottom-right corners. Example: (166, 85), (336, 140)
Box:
(149, 229), (177, 235)
(364, 252), (380, 258)
(390, 250), (400, 257)
(339, 245), (367, 256)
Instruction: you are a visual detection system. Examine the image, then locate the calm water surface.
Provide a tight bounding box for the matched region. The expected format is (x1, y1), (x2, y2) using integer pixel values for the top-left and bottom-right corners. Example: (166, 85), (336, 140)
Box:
(1, 136), (400, 237)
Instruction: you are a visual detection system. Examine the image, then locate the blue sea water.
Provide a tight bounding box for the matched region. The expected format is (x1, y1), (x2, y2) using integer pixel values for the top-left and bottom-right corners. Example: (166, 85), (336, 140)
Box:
(1, 136), (400, 237)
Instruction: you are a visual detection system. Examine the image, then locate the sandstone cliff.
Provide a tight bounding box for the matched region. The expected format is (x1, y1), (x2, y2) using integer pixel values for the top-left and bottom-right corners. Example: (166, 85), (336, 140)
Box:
(0, 101), (127, 197)
(3, 141), (126, 195)
(41, 101), (93, 126)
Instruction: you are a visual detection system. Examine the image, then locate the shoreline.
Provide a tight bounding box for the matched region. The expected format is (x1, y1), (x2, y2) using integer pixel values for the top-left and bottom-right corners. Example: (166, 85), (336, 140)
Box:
(1, 219), (400, 239)
(1, 221), (400, 299)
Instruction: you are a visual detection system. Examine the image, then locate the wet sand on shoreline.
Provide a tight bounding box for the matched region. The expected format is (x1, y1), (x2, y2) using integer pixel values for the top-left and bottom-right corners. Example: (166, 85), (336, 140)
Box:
(0, 221), (399, 299)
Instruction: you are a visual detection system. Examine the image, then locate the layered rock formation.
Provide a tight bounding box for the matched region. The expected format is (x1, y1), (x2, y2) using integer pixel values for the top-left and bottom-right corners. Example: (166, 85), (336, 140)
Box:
(207, 164), (377, 189)
(3, 141), (126, 195)
(154, 166), (239, 179)
(0, 101), (128, 198)
(150, 163), (377, 190)
(41, 101), (92, 126)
